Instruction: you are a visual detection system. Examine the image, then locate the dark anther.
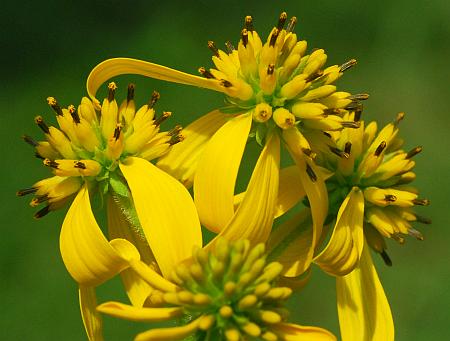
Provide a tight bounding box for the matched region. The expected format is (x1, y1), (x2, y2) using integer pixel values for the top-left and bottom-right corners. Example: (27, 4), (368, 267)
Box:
(34, 205), (51, 219)
(269, 28), (280, 47)
(113, 125), (122, 140)
(74, 161), (86, 169)
(306, 163), (317, 182)
(46, 97), (63, 116)
(220, 79), (233, 88)
(374, 141), (387, 156)
(409, 228), (424, 241)
(415, 214), (432, 224)
(241, 29), (249, 47)
(344, 142), (352, 155)
(43, 159), (59, 168)
(35, 116), (50, 134)
(207, 41), (220, 57)
(154, 112), (171, 126)
(305, 70), (324, 82)
(302, 148), (317, 159)
(244, 15), (254, 31)
(68, 105), (80, 124)
(22, 135), (39, 147)
(341, 121), (361, 129)
(198, 67), (215, 79)
(107, 82), (117, 102)
(413, 198), (430, 206)
(32, 195), (48, 205)
(384, 194), (397, 202)
(169, 134), (184, 145)
(149, 91), (161, 108)
(35, 152), (44, 160)
(340, 59), (357, 72)
(348, 93), (370, 101)
(323, 132), (332, 138)
(267, 64), (275, 75)
(354, 106), (363, 122)
(406, 146), (422, 159)
(287, 16), (298, 33)
(168, 125), (182, 136)
(329, 145), (349, 159)
(380, 250), (392, 266)
(395, 112), (405, 124)
(277, 12), (288, 30)
(127, 83), (135, 102)
(17, 188), (38, 197)
(225, 41), (235, 53)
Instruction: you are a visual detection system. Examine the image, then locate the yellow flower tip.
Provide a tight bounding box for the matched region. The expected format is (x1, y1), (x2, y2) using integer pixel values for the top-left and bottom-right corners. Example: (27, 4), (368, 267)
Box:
(273, 108), (295, 129)
(253, 103), (273, 122)
(219, 305), (233, 318)
(107, 82), (118, 101)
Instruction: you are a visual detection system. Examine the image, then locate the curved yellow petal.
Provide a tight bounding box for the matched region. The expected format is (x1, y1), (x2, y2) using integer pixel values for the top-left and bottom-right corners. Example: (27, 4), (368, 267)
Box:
(135, 317), (201, 341)
(278, 268), (312, 291)
(267, 209), (313, 277)
(207, 133), (280, 247)
(87, 58), (224, 107)
(194, 113), (252, 233)
(336, 241), (394, 341)
(157, 110), (229, 188)
(120, 157), (202, 277)
(107, 197), (154, 307)
(97, 301), (183, 322)
(314, 187), (365, 276)
(271, 322), (337, 341)
(79, 286), (104, 341)
(60, 186), (132, 286)
(234, 165), (305, 218)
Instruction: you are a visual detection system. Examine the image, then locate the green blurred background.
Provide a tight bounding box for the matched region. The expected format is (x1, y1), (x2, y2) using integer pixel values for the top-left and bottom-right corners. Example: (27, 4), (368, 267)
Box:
(1, 0), (449, 340)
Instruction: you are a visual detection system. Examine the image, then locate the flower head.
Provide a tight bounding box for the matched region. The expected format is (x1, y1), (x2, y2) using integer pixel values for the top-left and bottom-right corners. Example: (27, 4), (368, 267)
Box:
(18, 83), (183, 218)
(98, 239), (336, 341)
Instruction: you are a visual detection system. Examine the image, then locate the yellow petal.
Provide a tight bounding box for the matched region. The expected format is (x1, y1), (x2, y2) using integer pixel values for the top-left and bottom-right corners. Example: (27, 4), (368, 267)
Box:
(336, 241), (394, 341)
(267, 209), (313, 277)
(120, 157), (202, 277)
(79, 285), (104, 341)
(135, 317), (201, 341)
(207, 133), (280, 247)
(157, 110), (228, 188)
(271, 322), (337, 341)
(107, 197), (154, 307)
(87, 58), (224, 107)
(194, 113), (252, 233)
(314, 187), (365, 276)
(97, 301), (183, 322)
(60, 186), (133, 286)
(234, 166), (305, 219)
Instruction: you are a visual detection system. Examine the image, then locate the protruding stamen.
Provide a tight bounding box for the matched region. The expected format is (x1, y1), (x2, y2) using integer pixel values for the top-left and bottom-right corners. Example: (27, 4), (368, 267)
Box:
(154, 111), (172, 126)
(344, 142), (352, 154)
(168, 125), (182, 136)
(46, 97), (63, 116)
(341, 121), (361, 128)
(68, 105), (80, 124)
(340, 59), (357, 72)
(302, 148), (317, 159)
(22, 135), (39, 147)
(149, 91), (161, 108)
(380, 250), (392, 266)
(267, 64), (275, 75)
(354, 106), (363, 122)
(241, 29), (249, 47)
(348, 93), (370, 101)
(31, 195), (48, 206)
(207, 41), (220, 57)
(277, 12), (288, 30)
(225, 41), (235, 53)
(406, 146), (422, 159)
(409, 228), (424, 241)
(220, 79), (233, 88)
(415, 214), (432, 224)
(323, 132), (332, 138)
(74, 161), (86, 169)
(244, 15), (253, 31)
(329, 146), (349, 159)
(395, 112), (405, 124)
(34, 205), (51, 219)
(286, 16), (297, 32)
(306, 164), (317, 182)
(35, 116), (50, 134)
(384, 194), (397, 202)
(113, 124), (122, 141)
(107, 82), (117, 101)
(169, 134), (184, 145)
(127, 83), (135, 102)
(43, 158), (59, 169)
(17, 188), (38, 196)
(374, 141), (387, 156)
(198, 67), (215, 79)
(413, 198), (430, 206)
(269, 28), (279, 47)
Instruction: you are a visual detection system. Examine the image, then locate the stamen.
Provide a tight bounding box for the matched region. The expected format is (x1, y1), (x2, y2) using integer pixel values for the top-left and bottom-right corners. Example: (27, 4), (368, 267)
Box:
(127, 83), (135, 102)
(220, 79), (233, 88)
(305, 70), (324, 82)
(68, 105), (80, 124)
(405, 146), (422, 159)
(207, 41), (220, 57)
(198, 67), (216, 79)
(348, 93), (370, 101)
(241, 29), (249, 47)
(17, 188), (38, 196)
(395, 112), (405, 124)
(323, 132), (332, 138)
(269, 28), (279, 47)
(74, 161), (86, 169)
(384, 194), (397, 202)
(22, 135), (39, 147)
(113, 124), (122, 141)
(43, 158), (59, 169)
(168, 125), (182, 136)
(408, 228), (424, 241)
(413, 198), (430, 206)
(329, 146), (349, 159)
(302, 148), (317, 159)
(380, 250), (392, 266)
(154, 111), (172, 126)
(354, 106), (363, 122)
(374, 141), (387, 156)
(46, 97), (63, 116)
(267, 64), (275, 75)
(34, 116), (50, 134)
(415, 214), (432, 225)
(34, 205), (51, 219)
(31, 195), (48, 206)
(341, 121), (361, 128)
(277, 12), (288, 30)
(306, 164), (317, 182)
(286, 16), (297, 33)
(340, 59), (357, 72)
(244, 15), (253, 31)
(149, 91), (161, 108)
(225, 41), (235, 53)
(344, 142), (352, 154)
(169, 134), (184, 145)
(107, 82), (118, 101)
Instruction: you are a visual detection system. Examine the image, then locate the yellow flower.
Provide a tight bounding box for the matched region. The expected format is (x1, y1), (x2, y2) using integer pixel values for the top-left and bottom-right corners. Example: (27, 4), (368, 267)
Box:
(97, 239), (337, 341)
(85, 12), (366, 254)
